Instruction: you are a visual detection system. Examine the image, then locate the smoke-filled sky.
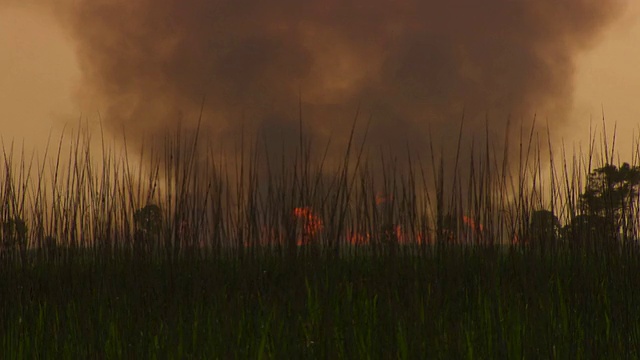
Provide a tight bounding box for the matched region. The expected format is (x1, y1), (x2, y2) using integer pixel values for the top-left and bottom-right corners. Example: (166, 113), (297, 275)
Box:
(1, 0), (638, 170)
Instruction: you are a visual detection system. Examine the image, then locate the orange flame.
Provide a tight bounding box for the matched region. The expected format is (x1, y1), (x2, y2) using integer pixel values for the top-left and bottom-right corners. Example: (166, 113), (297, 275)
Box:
(433, 215), (484, 244)
(415, 231), (433, 245)
(511, 233), (528, 246)
(241, 208), (485, 248)
(375, 193), (393, 205)
(293, 207), (323, 245)
(347, 231), (370, 246)
(387, 224), (406, 244)
(462, 216), (484, 234)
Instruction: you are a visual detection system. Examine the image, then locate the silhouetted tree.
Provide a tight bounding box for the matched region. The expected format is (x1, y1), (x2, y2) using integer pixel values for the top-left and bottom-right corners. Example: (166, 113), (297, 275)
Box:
(578, 162), (640, 243)
(562, 214), (610, 250)
(528, 209), (561, 252)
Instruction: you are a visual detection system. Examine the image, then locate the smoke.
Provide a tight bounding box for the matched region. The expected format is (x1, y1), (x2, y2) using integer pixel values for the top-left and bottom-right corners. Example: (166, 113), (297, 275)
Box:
(49, 0), (625, 178)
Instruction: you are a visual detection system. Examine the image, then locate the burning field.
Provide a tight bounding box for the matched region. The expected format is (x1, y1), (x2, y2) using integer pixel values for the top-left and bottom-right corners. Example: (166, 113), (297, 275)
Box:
(1, 0), (640, 357)
(1, 120), (640, 357)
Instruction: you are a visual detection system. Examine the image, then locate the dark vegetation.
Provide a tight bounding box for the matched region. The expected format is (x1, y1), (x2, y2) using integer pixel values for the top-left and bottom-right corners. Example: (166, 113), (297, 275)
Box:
(1, 119), (640, 358)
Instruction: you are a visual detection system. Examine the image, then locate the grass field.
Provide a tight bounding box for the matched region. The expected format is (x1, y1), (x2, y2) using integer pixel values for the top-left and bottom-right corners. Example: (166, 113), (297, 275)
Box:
(1, 119), (639, 358)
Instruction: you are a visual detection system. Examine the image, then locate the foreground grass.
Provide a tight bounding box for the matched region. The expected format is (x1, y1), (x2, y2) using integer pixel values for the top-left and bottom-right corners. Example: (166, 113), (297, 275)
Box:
(1, 244), (640, 358)
(1, 118), (640, 357)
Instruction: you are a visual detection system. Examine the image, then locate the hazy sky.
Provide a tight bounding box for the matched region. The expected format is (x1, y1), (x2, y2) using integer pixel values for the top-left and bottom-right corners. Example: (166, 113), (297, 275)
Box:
(1, 1), (639, 166)
(0, 4), (79, 149)
(571, 1), (640, 158)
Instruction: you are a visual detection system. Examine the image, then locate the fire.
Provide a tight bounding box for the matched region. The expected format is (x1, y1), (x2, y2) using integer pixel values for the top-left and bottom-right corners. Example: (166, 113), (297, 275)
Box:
(383, 224), (406, 244)
(415, 231), (433, 245)
(511, 233), (528, 246)
(241, 204), (484, 248)
(347, 231), (370, 246)
(392, 225), (433, 246)
(434, 215), (485, 244)
(462, 216), (484, 234)
(241, 207), (324, 248)
(375, 193), (394, 205)
(292, 206), (324, 245)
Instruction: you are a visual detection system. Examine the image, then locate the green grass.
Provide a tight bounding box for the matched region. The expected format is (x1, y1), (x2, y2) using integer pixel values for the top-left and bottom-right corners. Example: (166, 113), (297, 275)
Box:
(1, 117), (640, 358)
(2, 247), (640, 358)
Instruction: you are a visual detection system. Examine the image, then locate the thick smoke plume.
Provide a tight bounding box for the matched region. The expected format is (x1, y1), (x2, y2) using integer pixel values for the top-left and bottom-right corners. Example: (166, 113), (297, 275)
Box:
(52, 1), (624, 177)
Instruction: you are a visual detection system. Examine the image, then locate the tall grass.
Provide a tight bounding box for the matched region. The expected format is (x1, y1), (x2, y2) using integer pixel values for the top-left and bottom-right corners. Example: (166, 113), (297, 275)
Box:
(1, 115), (639, 357)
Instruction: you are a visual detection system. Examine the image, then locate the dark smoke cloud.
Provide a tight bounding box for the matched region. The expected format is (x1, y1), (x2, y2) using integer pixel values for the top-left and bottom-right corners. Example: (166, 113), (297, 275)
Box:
(52, 0), (625, 174)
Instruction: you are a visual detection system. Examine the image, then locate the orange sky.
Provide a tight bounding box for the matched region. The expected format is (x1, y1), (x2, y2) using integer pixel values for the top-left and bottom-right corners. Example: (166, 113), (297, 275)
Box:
(0, 4), (79, 151)
(570, 1), (640, 159)
(1, 2), (639, 163)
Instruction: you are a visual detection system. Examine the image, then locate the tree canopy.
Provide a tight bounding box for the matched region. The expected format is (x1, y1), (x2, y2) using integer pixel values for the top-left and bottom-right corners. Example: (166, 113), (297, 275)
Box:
(573, 162), (640, 243)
